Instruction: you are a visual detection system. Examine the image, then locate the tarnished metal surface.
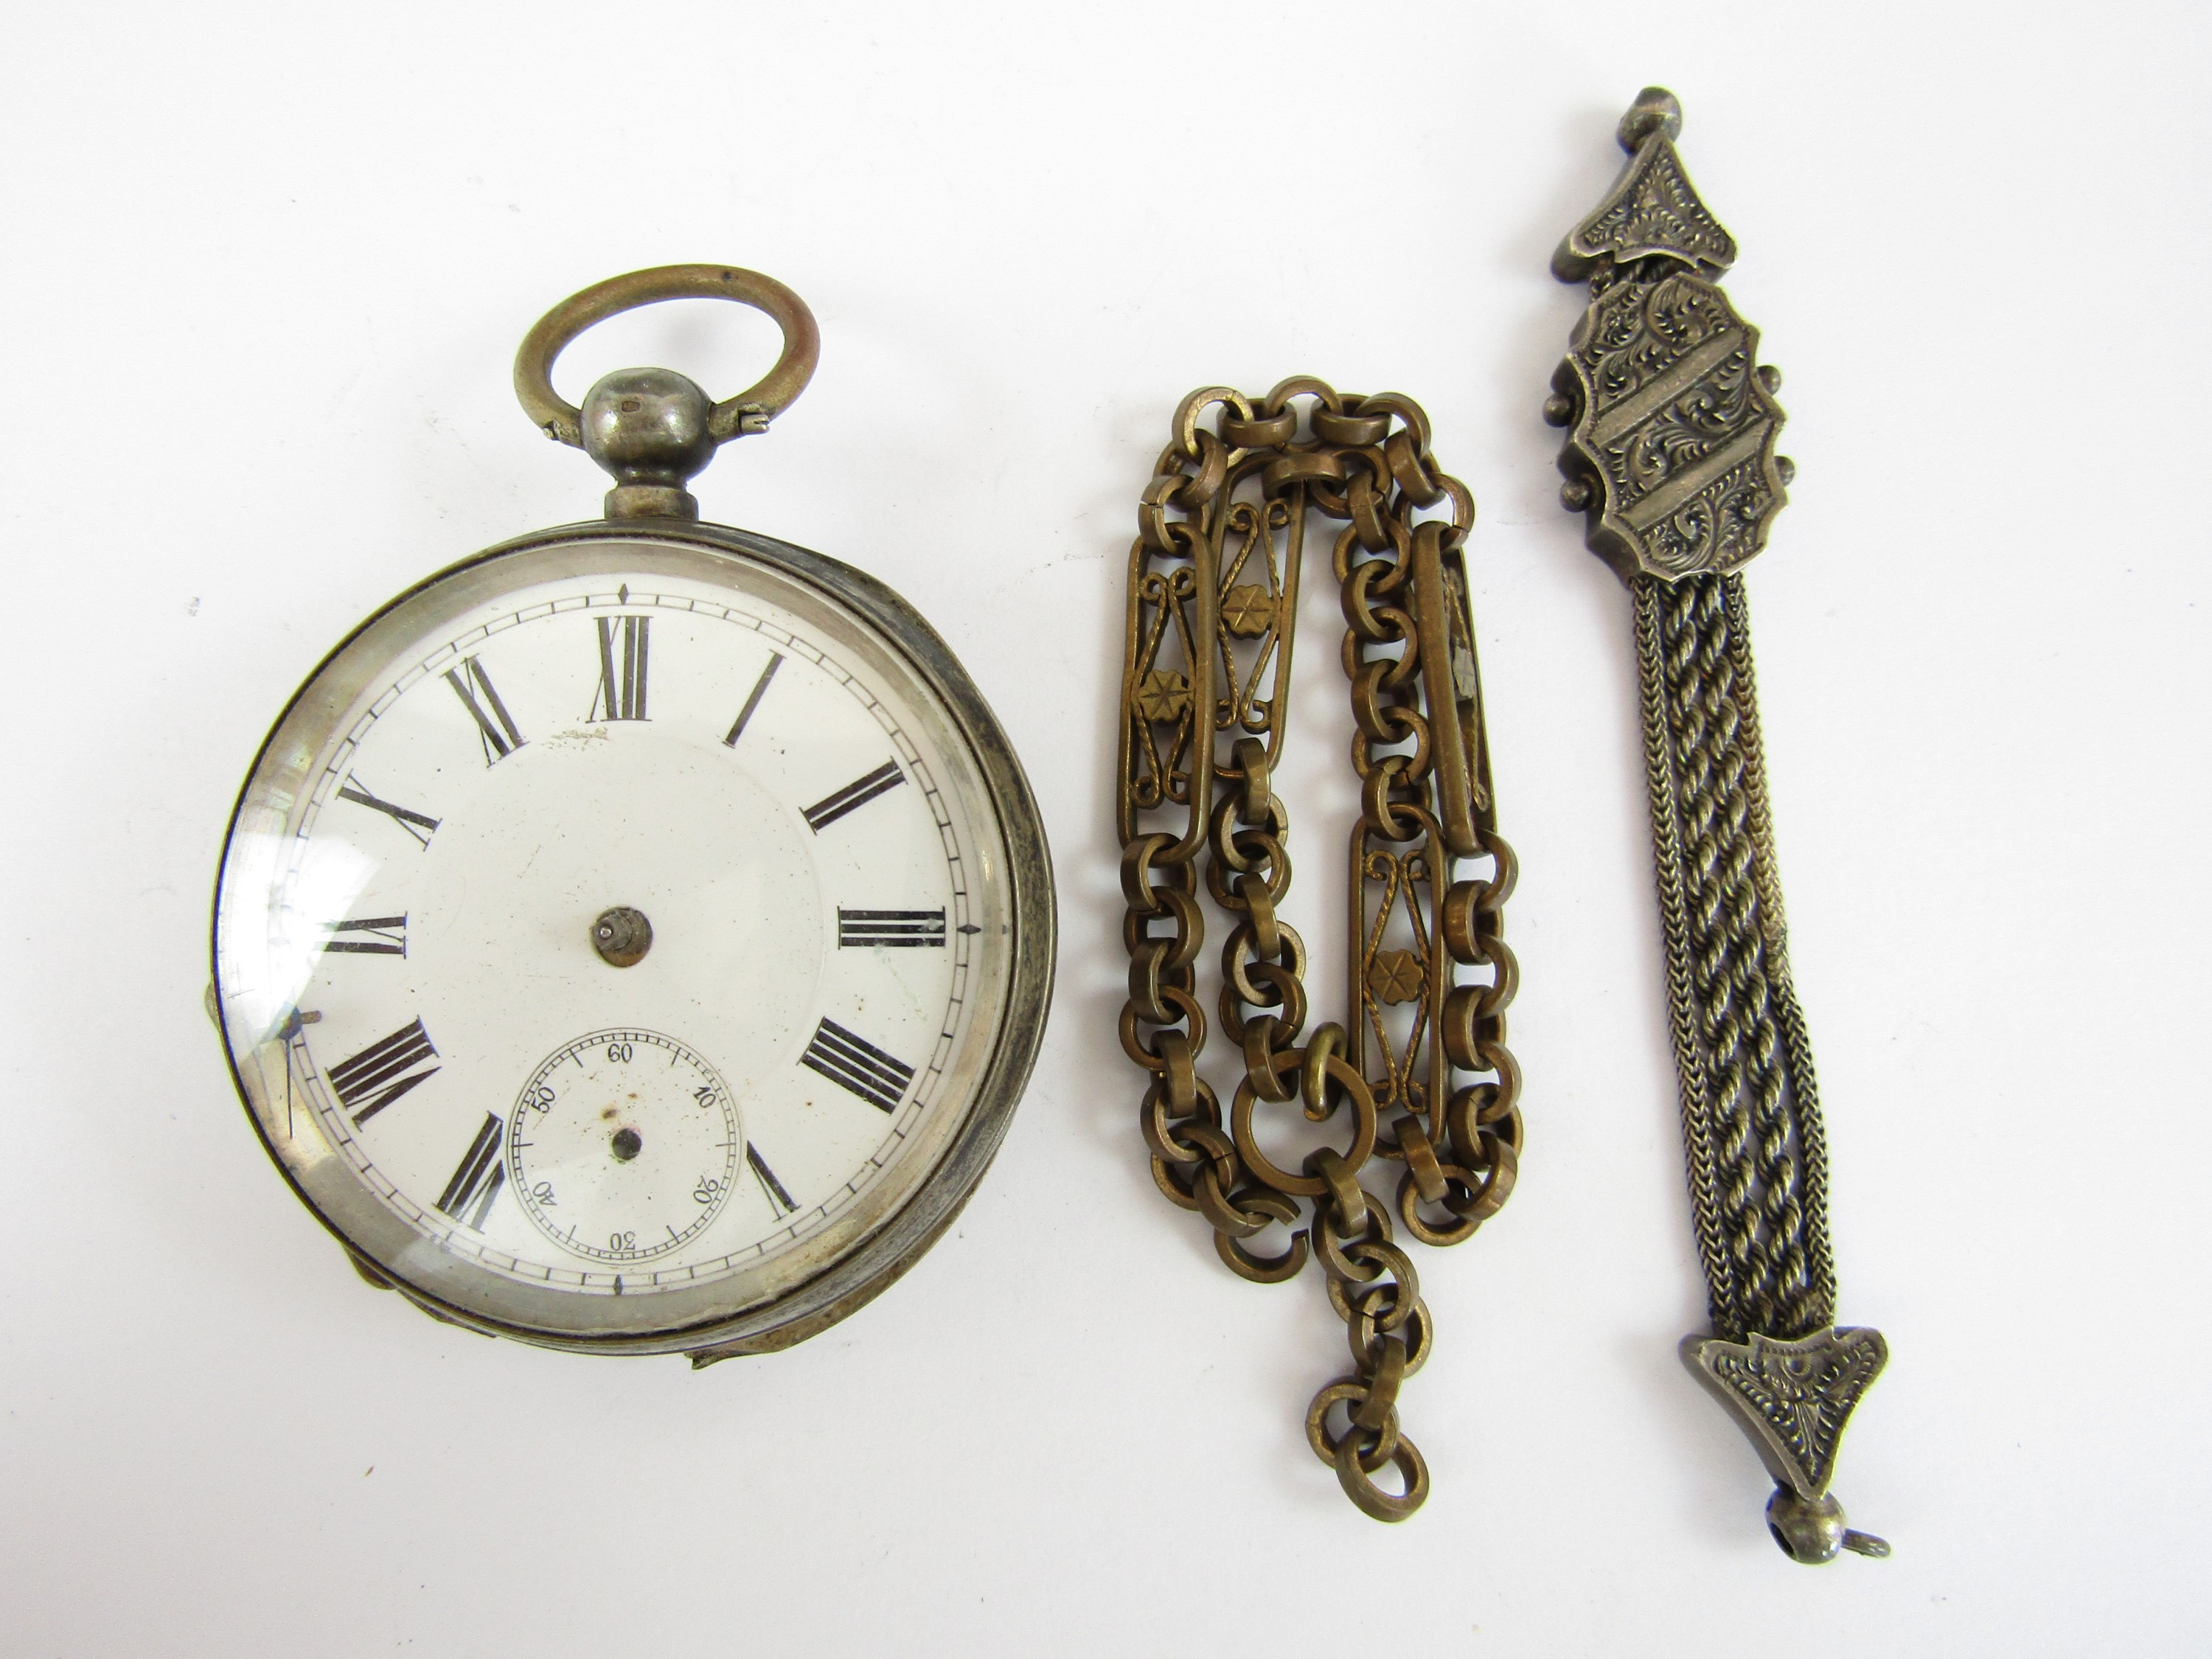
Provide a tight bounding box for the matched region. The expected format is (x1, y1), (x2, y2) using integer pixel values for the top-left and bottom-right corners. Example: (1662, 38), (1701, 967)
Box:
(1119, 381), (1519, 1520)
(1683, 1327), (1885, 1500)
(1546, 90), (1792, 583)
(514, 263), (819, 446)
(1549, 90), (1887, 1562)
(512, 264), (822, 520)
(590, 905), (653, 968)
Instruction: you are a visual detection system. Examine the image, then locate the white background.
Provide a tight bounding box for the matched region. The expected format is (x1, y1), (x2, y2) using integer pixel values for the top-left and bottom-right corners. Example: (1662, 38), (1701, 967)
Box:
(2, 2), (2205, 1654)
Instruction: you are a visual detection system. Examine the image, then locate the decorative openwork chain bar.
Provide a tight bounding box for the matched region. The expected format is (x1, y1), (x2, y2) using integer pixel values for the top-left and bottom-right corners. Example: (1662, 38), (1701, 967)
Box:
(1547, 88), (1888, 1563)
(1117, 379), (1519, 1521)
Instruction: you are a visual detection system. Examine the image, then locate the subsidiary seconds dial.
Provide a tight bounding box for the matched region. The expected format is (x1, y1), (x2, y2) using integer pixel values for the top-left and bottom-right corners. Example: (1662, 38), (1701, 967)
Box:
(507, 1030), (740, 1265)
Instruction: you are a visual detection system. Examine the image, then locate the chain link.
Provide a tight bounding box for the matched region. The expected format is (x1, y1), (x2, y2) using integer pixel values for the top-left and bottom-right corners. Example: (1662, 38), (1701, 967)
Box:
(1118, 380), (1519, 1520)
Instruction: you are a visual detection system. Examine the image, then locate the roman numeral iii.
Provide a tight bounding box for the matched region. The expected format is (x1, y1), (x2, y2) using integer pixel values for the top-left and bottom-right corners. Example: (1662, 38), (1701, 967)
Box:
(444, 655), (526, 763)
(327, 1017), (440, 1126)
(803, 761), (905, 832)
(435, 1113), (507, 1228)
(591, 616), (650, 721)
(799, 1018), (914, 1113)
(320, 915), (406, 956)
(838, 908), (947, 947)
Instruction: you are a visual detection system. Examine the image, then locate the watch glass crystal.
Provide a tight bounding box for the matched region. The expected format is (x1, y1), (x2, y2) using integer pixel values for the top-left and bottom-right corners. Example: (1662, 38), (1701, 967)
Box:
(214, 533), (1018, 1346)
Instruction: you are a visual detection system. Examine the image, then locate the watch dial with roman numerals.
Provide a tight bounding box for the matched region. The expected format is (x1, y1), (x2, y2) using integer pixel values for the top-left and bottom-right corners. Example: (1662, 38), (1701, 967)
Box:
(213, 532), (1036, 1348)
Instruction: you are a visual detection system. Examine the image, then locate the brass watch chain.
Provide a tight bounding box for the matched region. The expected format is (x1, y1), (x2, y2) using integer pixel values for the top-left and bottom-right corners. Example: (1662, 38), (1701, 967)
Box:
(1116, 380), (1519, 1521)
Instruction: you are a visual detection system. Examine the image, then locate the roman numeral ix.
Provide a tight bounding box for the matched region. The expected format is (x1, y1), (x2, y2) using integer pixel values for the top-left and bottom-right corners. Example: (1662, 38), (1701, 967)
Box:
(591, 616), (650, 721)
(803, 761), (904, 833)
(799, 1018), (914, 1114)
(838, 908), (947, 947)
(747, 1145), (798, 1217)
(327, 1017), (440, 1126)
(435, 1112), (507, 1228)
(321, 915), (407, 956)
(336, 775), (439, 848)
(445, 655), (526, 764)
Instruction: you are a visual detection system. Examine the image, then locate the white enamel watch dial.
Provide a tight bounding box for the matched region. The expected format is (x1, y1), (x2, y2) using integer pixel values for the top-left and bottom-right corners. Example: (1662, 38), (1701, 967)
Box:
(213, 530), (1050, 1354)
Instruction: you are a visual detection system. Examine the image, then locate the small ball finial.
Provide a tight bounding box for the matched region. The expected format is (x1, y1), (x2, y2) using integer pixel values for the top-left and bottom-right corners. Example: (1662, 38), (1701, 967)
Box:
(1765, 1486), (1847, 1564)
(1617, 87), (1684, 153)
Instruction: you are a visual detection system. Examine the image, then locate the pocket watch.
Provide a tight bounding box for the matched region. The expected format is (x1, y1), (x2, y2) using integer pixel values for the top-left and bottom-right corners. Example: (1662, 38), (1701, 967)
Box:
(210, 266), (1054, 1363)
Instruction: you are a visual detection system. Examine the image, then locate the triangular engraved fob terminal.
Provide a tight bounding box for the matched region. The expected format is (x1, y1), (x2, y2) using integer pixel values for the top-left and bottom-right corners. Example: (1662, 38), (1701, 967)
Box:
(1546, 90), (1890, 1562)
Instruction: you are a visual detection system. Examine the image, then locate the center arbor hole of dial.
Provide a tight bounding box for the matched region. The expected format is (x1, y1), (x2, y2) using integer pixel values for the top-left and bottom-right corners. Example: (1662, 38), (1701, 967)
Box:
(610, 1127), (643, 1162)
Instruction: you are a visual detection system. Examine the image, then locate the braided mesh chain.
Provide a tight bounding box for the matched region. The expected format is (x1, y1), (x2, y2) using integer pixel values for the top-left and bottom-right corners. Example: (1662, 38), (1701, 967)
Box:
(1634, 571), (1834, 1342)
(1118, 380), (1519, 1521)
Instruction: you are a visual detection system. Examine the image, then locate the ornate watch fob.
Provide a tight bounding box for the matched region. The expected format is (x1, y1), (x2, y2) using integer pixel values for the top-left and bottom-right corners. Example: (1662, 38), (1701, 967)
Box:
(1546, 93), (1890, 1562)
(212, 267), (1054, 1363)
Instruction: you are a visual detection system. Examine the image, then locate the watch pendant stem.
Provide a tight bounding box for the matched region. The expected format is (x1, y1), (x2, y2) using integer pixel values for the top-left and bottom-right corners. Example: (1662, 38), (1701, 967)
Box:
(581, 368), (716, 521)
